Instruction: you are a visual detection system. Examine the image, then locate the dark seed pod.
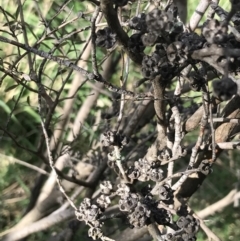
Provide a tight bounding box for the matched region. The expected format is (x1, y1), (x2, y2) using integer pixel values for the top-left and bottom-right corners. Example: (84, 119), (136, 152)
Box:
(100, 130), (128, 148)
(212, 77), (237, 101)
(119, 193), (139, 212)
(184, 215), (200, 235)
(116, 183), (130, 197)
(141, 45), (169, 79)
(129, 13), (147, 32)
(149, 168), (163, 182)
(202, 19), (228, 44)
(146, 8), (174, 34)
(159, 62), (174, 79)
(141, 32), (158, 46)
(128, 33), (145, 53)
(127, 166), (140, 180)
(232, 11), (240, 26)
(87, 204), (101, 222)
(96, 27), (117, 49)
(177, 204), (189, 217)
(158, 147), (172, 162)
(178, 32), (205, 52)
(112, 0), (129, 6)
(177, 216), (189, 228)
(128, 203), (151, 228)
(167, 41), (186, 63)
(88, 227), (103, 240)
(199, 160), (212, 175)
(166, 4), (178, 18)
(97, 195), (111, 209)
(159, 184), (172, 201)
(188, 72), (205, 91)
(152, 208), (171, 225)
(100, 181), (113, 195)
(165, 233), (175, 241)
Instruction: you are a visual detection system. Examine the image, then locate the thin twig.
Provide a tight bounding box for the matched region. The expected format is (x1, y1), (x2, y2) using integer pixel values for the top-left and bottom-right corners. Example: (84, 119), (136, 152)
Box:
(116, 51), (129, 131)
(188, 0), (211, 31)
(114, 146), (129, 182)
(207, 0), (219, 19)
(37, 82), (78, 211)
(0, 153), (49, 176)
(215, 142), (240, 150)
(188, 84), (209, 168)
(17, 0), (33, 70)
(91, 7), (101, 76)
(151, 169), (200, 195)
(0, 35), (141, 97)
(100, 0), (143, 65)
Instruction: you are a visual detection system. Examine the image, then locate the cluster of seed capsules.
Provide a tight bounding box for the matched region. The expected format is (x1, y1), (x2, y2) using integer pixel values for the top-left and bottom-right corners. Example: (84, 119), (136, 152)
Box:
(99, 129), (201, 239)
(96, 6), (203, 81)
(75, 180), (199, 240)
(75, 197), (109, 240)
(96, 3), (240, 98)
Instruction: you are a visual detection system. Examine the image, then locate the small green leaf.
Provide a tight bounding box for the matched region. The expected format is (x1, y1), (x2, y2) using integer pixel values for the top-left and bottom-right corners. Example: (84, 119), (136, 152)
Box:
(0, 7), (15, 20)
(3, 20), (16, 27)
(15, 5), (20, 20)
(27, 96), (31, 106)
(5, 84), (18, 92)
